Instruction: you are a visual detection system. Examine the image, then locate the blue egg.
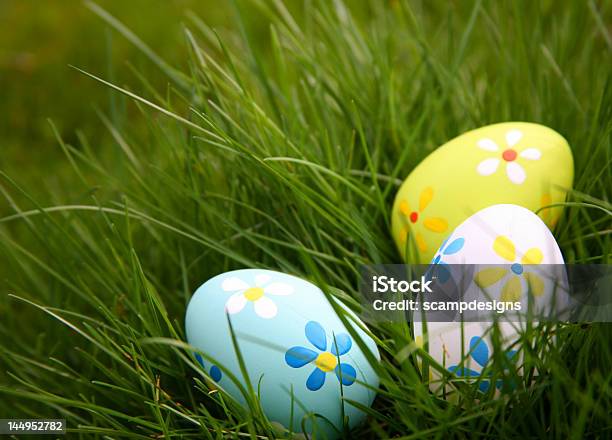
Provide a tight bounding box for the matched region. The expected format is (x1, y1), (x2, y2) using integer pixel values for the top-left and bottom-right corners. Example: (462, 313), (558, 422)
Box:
(185, 269), (380, 438)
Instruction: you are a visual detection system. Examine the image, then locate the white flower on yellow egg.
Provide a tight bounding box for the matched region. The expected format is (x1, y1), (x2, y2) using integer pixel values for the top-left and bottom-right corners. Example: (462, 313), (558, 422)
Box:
(476, 129), (541, 184)
(222, 273), (293, 319)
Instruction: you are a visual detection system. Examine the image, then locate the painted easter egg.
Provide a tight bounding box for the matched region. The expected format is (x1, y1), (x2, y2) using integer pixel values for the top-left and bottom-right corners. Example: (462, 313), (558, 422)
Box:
(392, 122), (573, 263)
(185, 269), (380, 439)
(414, 204), (568, 394)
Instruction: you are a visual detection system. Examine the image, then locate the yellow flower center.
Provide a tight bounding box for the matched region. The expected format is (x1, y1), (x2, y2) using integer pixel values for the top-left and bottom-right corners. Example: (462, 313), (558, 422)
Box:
(244, 287), (264, 301)
(315, 352), (338, 372)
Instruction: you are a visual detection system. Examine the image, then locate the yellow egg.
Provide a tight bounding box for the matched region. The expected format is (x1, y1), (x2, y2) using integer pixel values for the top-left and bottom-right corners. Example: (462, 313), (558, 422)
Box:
(391, 122), (573, 263)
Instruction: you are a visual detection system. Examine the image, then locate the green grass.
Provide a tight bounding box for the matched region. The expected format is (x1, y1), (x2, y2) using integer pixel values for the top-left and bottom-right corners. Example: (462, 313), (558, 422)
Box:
(1, 0), (611, 438)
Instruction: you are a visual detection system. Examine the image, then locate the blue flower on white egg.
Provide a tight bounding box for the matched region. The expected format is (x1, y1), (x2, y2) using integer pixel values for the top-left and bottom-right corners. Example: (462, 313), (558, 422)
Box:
(476, 129), (541, 184)
(427, 236), (465, 283)
(285, 321), (357, 391)
(448, 336), (517, 392)
(222, 273), (293, 319)
(195, 353), (222, 382)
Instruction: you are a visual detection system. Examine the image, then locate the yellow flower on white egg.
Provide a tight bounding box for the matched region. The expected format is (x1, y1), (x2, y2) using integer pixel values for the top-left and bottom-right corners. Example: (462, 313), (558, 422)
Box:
(476, 129), (541, 184)
(474, 236), (544, 302)
(222, 273), (293, 319)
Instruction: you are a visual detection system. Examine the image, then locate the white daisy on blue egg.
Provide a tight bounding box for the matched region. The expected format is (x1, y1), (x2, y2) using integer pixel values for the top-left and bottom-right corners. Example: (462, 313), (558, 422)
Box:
(222, 272), (293, 319)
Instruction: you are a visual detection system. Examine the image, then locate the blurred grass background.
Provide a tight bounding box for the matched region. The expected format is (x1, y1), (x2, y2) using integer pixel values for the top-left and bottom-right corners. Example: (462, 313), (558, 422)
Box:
(1, 0), (234, 204)
(0, 0), (610, 438)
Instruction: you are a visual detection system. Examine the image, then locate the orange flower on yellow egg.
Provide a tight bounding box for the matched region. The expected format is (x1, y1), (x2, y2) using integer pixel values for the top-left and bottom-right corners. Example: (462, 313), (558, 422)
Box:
(398, 187), (448, 252)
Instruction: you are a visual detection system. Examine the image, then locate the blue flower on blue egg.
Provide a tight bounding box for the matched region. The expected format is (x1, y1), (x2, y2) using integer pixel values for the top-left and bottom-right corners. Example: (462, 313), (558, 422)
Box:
(195, 353), (222, 382)
(285, 321), (357, 391)
(448, 336), (517, 392)
(426, 236), (465, 283)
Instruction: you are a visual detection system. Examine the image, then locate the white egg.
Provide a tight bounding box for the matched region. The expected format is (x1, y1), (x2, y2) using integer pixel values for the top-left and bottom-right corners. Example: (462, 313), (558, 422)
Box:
(414, 204), (568, 395)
